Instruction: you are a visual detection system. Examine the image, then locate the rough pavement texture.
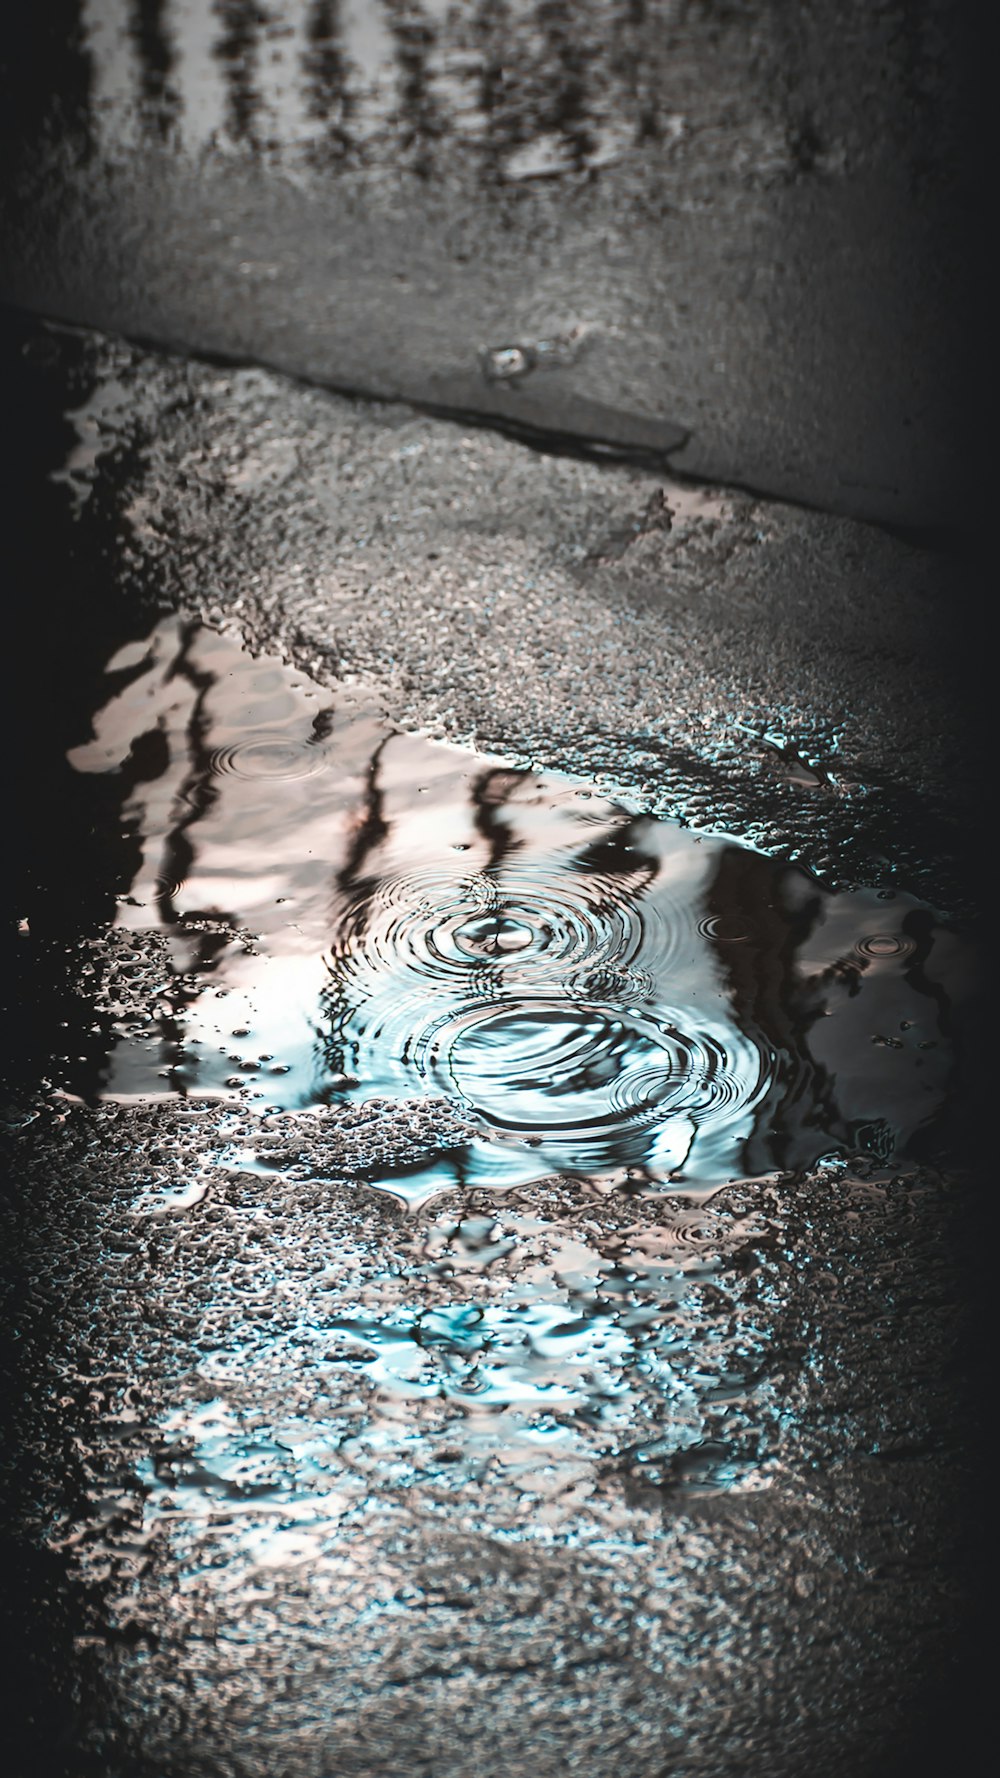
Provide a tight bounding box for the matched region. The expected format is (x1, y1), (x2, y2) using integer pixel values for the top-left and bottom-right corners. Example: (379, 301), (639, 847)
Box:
(1, 315), (983, 1776)
(21, 321), (972, 907)
(0, 4), (982, 1770)
(1, 1101), (975, 1778)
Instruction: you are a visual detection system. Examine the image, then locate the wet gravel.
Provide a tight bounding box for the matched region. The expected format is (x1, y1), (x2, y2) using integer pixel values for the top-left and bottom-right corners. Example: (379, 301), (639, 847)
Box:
(1, 1099), (977, 1778)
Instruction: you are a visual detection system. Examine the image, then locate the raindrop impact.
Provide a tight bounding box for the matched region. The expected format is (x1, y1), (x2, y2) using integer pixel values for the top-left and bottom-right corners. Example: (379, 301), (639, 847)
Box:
(61, 616), (967, 1200)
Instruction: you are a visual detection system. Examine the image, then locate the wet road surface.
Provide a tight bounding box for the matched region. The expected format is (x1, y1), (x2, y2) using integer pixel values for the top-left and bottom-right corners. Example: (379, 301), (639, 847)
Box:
(0, 8), (986, 1777)
(0, 0), (973, 526)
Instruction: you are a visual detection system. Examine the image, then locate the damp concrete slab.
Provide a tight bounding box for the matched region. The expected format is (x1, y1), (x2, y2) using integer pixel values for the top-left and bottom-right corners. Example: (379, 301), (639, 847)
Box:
(0, 0), (972, 527)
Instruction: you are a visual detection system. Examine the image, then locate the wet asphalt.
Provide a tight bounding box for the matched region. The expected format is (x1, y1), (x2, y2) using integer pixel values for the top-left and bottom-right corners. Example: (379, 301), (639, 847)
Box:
(0, 6), (986, 1777)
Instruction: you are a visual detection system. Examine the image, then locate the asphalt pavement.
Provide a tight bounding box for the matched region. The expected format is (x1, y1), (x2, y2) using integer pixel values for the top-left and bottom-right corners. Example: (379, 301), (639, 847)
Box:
(0, 7), (984, 1777)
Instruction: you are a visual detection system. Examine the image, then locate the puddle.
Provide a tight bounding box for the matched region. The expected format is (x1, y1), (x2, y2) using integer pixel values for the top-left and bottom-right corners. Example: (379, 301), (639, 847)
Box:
(57, 614), (966, 1201)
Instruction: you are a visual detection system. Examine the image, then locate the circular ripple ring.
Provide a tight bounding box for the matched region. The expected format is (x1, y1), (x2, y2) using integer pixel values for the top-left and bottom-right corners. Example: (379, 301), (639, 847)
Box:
(210, 738), (329, 781)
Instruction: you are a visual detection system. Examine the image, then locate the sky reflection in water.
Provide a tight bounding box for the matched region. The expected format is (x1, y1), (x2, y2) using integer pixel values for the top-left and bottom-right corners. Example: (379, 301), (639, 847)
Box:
(68, 615), (962, 1201)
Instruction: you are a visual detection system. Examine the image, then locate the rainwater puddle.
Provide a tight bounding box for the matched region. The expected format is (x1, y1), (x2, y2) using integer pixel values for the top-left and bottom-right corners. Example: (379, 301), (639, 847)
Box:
(59, 615), (966, 1203)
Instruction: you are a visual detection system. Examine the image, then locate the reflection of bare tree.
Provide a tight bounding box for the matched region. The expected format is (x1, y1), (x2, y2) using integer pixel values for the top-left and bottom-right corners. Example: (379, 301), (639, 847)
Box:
(533, 0), (596, 170)
(700, 848), (959, 1172)
(573, 818), (659, 900)
(899, 908), (953, 1035)
(303, 0), (355, 163)
(469, 766), (529, 871)
(335, 734), (392, 900)
(380, 0), (442, 176)
(700, 848), (831, 1175)
(128, 0), (180, 138)
(317, 737), (392, 1086)
(158, 621), (219, 927)
(155, 621), (239, 1090)
(892, 906), (960, 1166)
(213, 0), (268, 149)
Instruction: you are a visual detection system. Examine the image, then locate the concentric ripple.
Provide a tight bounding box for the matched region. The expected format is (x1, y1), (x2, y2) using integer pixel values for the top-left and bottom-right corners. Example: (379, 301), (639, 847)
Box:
(68, 618), (965, 1197)
(210, 737), (329, 780)
(326, 849), (773, 1181)
(697, 915), (750, 943)
(329, 855), (698, 1006)
(415, 1000), (769, 1172)
(855, 931), (917, 962)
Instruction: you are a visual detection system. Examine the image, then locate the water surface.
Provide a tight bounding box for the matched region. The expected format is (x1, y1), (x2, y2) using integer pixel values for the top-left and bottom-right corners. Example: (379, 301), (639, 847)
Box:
(57, 615), (964, 1202)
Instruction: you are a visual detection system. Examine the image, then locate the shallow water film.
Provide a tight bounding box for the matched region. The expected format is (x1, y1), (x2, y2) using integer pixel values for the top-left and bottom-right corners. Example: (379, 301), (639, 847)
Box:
(60, 616), (963, 1206)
